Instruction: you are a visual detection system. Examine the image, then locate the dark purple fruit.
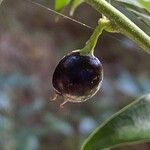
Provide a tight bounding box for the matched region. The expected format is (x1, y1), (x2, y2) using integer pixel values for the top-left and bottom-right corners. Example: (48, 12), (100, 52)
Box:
(52, 51), (103, 104)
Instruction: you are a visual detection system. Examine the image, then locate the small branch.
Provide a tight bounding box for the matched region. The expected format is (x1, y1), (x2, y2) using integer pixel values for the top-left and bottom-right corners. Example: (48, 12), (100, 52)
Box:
(85, 0), (150, 54)
(80, 18), (113, 55)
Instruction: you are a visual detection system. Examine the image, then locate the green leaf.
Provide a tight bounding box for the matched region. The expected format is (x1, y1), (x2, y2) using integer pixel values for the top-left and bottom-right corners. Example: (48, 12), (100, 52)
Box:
(114, 0), (150, 29)
(139, 0), (150, 13)
(114, 0), (150, 15)
(55, 0), (71, 11)
(115, 0), (144, 8)
(82, 94), (150, 150)
(70, 0), (83, 16)
(128, 8), (150, 27)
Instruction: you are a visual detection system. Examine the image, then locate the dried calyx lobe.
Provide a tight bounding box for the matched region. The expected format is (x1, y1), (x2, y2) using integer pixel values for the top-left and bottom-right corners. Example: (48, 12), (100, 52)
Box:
(52, 51), (103, 102)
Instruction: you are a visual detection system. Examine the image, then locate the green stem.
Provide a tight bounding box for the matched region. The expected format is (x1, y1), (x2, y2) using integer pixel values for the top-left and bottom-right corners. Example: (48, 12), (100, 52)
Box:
(80, 18), (111, 55)
(85, 0), (150, 54)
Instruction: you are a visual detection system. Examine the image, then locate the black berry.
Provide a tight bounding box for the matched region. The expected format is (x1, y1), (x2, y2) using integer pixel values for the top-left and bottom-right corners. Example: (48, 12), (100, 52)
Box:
(52, 51), (103, 104)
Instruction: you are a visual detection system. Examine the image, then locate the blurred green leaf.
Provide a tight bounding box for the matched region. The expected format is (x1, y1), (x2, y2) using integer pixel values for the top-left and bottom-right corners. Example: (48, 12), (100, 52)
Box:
(139, 0), (150, 13)
(70, 0), (83, 16)
(82, 94), (150, 150)
(114, 0), (150, 29)
(128, 8), (150, 27)
(115, 0), (144, 8)
(55, 0), (71, 11)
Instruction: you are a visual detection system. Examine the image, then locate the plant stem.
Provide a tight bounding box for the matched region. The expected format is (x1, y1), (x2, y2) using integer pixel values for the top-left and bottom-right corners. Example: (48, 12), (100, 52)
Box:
(85, 0), (150, 54)
(80, 18), (112, 55)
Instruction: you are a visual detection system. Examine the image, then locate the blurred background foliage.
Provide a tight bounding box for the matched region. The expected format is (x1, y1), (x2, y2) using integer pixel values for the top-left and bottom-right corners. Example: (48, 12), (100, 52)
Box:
(0, 0), (149, 150)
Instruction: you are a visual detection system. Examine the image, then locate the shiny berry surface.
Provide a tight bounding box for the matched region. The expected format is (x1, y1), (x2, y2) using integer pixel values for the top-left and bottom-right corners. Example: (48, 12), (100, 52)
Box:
(52, 51), (103, 102)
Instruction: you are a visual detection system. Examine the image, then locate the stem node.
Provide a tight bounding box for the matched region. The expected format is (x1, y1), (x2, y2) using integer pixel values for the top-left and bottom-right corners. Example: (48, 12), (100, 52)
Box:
(85, 0), (150, 54)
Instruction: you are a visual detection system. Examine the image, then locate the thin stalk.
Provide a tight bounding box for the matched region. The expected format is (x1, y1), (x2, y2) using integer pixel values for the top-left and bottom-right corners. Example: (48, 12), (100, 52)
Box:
(80, 18), (111, 55)
(85, 0), (150, 54)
